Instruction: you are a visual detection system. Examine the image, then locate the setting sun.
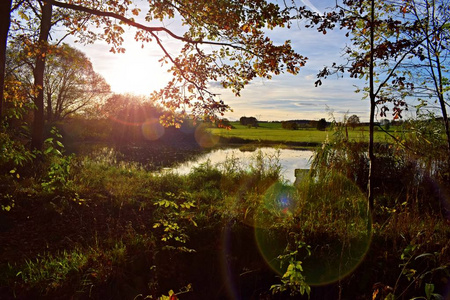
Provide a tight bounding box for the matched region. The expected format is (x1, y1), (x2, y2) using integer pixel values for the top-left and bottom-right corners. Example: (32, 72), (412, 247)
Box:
(85, 39), (172, 96)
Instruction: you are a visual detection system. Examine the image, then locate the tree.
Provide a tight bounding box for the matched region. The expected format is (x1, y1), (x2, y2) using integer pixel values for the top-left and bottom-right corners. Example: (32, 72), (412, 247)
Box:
(100, 93), (166, 143)
(282, 121), (299, 130)
(402, 0), (450, 162)
(6, 0), (306, 150)
(42, 44), (110, 121)
(311, 0), (425, 215)
(316, 118), (327, 131)
(240, 116), (259, 128)
(7, 43), (110, 122)
(101, 93), (163, 119)
(0, 0), (13, 119)
(31, 0), (53, 150)
(347, 114), (360, 130)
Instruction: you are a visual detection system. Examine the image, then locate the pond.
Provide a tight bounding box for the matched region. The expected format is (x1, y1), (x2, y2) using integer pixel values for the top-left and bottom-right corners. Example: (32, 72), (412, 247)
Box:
(75, 143), (314, 183)
(169, 147), (313, 183)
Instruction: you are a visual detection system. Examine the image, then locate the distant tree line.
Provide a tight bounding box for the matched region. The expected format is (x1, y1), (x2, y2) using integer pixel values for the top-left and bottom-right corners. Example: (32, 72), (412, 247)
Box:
(280, 119), (329, 130)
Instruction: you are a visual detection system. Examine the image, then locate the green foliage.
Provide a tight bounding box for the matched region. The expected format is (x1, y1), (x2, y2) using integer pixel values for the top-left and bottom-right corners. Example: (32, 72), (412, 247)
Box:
(311, 124), (368, 188)
(40, 128), (74, 194)
(12, 248), (89, 294)
(1, 193), (15, 212)
(71, 150), (157, 205)
(188, 160), (223, 191)
(374, 238), (448, 300)
(271, 239), (311, 297)
(400, 113), (449, 178)
(136, 284), (193, 300)
(347, 114), (360, 130)
(249, 148), (281, 181)
(4, 228), (157, 297)
(153, 192), (197, 252)
(0, 131), (35, 168)
(0, 115), (33, 211)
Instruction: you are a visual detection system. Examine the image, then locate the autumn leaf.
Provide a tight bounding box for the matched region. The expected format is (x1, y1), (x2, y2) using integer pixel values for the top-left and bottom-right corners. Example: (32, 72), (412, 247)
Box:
(131, 8), (140, 16)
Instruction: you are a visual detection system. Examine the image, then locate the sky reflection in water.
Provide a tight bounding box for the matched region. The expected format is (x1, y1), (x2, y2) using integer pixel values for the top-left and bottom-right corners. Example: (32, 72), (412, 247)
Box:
(171, 147), (313, 183)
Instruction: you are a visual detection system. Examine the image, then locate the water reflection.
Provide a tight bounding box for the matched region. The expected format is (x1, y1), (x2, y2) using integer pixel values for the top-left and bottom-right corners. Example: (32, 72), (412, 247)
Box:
(171, 147), (313, 183)
(74, 143), (313, 183)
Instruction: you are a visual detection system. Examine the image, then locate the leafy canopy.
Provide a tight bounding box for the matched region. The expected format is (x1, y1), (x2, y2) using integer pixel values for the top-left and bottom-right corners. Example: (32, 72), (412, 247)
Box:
(26, 0), (309, 125)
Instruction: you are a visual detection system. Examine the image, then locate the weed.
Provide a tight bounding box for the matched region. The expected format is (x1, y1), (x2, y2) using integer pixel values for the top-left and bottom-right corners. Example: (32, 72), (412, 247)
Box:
(271, 238), (312, 298)
(153, 192), (197, 253)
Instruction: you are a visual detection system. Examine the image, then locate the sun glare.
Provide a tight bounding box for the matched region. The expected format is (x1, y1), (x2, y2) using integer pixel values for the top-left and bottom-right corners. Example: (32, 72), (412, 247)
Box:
(106, 53), (170, 95)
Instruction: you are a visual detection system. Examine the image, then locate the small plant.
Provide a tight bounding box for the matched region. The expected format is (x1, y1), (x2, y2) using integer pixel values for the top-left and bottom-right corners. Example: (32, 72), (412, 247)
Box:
(408, 283), (444, 300)
(40, 128), (74, 194)
(13, 248), (89, 294)
(271, 238), (311, 298)
(135, 283), (193, 300)
(1, 193), (15, 211)
(381, 241), (449, 300)
(153, 192), (197, 252)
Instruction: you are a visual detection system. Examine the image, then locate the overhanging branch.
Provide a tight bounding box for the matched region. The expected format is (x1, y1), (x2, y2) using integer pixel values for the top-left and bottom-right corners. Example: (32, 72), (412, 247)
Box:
(50, 0), (250, 51)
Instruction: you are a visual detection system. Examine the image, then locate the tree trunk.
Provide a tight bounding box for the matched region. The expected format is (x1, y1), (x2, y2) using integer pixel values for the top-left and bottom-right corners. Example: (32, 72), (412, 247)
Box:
(367, 0), (376, 222)
(438, 96), (450, 168)
(46, 91), (53, 122)
(0, 0), (13, 119)
(31, 1), (53, 150)
(435, 57), (450, 168)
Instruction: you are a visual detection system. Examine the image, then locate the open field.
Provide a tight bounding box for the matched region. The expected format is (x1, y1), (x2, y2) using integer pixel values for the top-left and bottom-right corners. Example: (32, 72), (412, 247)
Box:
(209, 122), (396, 144)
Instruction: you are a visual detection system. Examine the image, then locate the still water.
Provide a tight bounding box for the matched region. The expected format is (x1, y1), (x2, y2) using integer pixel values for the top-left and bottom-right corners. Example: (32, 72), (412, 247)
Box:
(170, 147), (314, 183)
(79, 144), (314, 183)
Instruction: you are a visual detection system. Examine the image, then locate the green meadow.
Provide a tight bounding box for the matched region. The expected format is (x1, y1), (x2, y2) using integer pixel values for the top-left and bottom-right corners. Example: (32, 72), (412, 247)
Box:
(209, 122), (395, 144)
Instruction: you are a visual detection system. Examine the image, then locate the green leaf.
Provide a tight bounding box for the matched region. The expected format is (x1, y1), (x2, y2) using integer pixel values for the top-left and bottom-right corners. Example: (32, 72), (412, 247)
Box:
(384, 293), (395, 300)
(425, 283), (434, 299)
(45, 146), (54, 154)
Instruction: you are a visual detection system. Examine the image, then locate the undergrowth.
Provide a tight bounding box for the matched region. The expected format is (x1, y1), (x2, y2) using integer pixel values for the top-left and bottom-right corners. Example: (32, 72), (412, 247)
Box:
(0, 126), (449, 299)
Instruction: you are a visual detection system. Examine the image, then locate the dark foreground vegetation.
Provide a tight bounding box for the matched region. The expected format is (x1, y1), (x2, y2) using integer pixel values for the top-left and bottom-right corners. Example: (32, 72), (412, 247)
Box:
(1, 115), (449, 300)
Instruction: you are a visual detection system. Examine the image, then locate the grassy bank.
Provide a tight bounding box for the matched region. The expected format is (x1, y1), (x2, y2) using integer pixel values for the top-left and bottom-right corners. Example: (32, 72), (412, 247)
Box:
(0, 144), (448, 299)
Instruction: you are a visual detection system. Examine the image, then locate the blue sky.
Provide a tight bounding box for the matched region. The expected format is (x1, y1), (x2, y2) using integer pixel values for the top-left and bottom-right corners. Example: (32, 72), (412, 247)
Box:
(61, 0), (409, 122)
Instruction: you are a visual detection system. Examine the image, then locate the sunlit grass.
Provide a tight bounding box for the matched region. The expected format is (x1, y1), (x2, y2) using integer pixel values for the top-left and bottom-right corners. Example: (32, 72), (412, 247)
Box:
(209, 122), (394, 144)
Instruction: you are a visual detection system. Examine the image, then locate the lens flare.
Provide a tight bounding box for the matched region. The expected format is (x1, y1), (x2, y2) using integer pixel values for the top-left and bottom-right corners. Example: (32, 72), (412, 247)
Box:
(141, 117), (165, 141)
(195, 124), (220, 148)
(254, 182), (299, 274)
(254, 175), (372, 286)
